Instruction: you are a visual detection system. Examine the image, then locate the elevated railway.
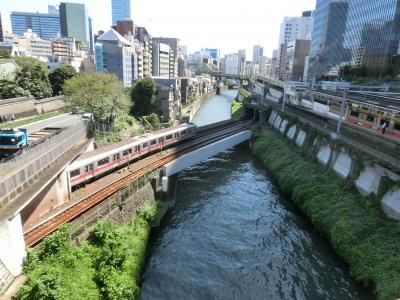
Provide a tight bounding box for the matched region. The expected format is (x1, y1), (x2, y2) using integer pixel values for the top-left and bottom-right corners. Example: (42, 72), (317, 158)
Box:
(24, 120), (251, 246)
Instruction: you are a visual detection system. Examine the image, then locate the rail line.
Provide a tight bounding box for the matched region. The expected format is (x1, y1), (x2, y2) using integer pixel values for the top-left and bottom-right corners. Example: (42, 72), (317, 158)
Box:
(24, 121), (251, 246)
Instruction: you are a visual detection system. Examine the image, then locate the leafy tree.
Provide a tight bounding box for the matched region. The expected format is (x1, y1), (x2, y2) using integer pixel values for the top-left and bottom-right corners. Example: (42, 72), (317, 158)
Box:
(130, 77), (157, 116)
(48, 65), (77, 96)
(196, 63), (218, 75)
(0, 82), (29, 99)
(14, 57), (52, 99)
(63, 73), (129, 123)
(147, 113), (161, 130)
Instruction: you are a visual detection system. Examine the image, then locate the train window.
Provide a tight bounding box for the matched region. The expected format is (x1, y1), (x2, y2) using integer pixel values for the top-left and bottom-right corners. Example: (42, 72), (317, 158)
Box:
(166, 134), (172, 140)
(70, 169), (80, 177)
(174, 133), (179, 138)
(181, 130), (187, 135)
(143, 142), (148, 148)
(366, 115), (374, 122)
(135, 146), (140, 152)
(85, 164), (93, 172)
(159, 137), (164, 143)
(113, 154), (120, 161)
(123, 149), (132, 156)
(151, 139), (157, 146)
(98, 157), (109, 166)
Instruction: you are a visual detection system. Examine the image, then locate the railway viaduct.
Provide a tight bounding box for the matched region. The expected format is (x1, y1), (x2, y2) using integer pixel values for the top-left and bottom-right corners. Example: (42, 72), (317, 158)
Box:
(0, 119), (251, 293)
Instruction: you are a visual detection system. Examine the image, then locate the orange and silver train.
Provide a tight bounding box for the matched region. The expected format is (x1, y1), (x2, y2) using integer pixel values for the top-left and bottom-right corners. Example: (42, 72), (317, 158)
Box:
(66, 123), (197, 189)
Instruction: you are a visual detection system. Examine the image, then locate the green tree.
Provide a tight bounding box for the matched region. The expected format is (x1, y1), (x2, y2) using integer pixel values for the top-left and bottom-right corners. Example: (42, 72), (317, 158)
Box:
(0, 82), (29, 99)
(63, 73), (129, 123)
(196, 63), (218, 75)
(48, 65), (77, 96)
(130, 77), (157, 116)
(14, 57), (52, 99)
(147, 113), (161, 130)
(0, 50), (11, 59)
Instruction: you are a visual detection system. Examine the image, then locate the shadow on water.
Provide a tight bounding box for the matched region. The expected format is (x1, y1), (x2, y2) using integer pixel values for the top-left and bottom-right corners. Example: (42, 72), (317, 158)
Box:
(141, 147), (375, 300)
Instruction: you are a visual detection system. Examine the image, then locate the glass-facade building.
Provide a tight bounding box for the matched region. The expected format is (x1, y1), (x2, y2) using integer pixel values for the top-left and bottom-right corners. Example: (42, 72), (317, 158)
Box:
(10, 11), (60, 39)
(112, 0), (131, 25)
(60, 2), (89, 49)
(309, 0), (400, 77)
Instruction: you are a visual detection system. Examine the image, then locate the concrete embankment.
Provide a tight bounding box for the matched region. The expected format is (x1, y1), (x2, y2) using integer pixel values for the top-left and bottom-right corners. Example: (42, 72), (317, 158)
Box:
(252, 109), (400, 300)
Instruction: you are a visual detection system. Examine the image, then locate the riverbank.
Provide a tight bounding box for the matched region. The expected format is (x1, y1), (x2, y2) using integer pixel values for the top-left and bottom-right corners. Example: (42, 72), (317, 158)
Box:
(15, 201), (168, 300)
(252, 127), (400, 300)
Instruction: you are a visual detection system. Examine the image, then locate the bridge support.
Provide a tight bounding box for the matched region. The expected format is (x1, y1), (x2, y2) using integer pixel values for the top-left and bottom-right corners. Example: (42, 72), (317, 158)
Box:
(0, 214), (25, 278)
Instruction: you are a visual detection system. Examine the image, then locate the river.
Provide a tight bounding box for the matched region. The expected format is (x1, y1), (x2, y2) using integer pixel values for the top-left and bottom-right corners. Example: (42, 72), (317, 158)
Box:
(141, 90), (373, 299)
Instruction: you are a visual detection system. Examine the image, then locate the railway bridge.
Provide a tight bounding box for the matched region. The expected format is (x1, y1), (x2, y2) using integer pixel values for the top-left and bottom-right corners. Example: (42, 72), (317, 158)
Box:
(0, 119), (251, 291)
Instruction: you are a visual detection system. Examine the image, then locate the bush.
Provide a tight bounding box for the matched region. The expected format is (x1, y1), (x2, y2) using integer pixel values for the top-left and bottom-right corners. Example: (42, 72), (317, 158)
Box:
(252, 128), (400, 299)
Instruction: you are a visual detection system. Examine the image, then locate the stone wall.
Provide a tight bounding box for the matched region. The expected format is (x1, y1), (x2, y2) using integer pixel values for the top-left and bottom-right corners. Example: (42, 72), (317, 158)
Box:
(265, 109), (400, 220)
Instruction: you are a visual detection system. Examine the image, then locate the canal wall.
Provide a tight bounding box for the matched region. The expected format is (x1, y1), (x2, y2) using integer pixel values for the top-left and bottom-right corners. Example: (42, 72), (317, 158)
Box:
(253, 111), (400, 299)
(181, 90), (216, 122)
(267, 109), (400, 220)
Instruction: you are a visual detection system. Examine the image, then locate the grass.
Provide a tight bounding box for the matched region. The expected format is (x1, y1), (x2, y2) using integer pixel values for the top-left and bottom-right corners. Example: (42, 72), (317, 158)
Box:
(231, 99), (244, 119)
(16, 202), (164, 300)
(1, 111), (65, 128)
(252, 127), (400, 300)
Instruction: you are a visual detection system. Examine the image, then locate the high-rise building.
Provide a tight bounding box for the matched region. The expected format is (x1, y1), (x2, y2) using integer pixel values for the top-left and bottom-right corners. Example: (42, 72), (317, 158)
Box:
(88, 17), (94, 53)
(10, 7), (60, 40)
(278, 11), (314, 47)
(225, 53), (239, 75)
(152, 41), (171, 78)
(253, 45), (264, 65)
(344, 0), (400, 69)
(238, 49), (246, 76)
(153, 37), (179, 77)
(309, 0), (400, 78)
(17, 30), (52, 59)
(96, 29), (137, 87)
(112, 0), (131, 26)
(285, 39), (311, 81)
(0, 12), (3, 42)
(60, 2), (89, 49)
(136, 27), (152, 77)
(309, 0), (349, 77)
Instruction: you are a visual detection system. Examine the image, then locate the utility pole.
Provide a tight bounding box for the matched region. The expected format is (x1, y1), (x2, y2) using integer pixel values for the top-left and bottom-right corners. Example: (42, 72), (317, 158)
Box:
(281, 76), (287, 111)
(336, 89), (348, 135)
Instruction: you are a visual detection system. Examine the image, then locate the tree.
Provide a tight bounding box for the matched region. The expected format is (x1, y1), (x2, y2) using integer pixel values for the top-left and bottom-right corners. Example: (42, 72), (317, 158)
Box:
(196, 63), (218, 75)
(14, 57), (52, 99)
(63, 73), (129, 123)
(130, 77), (157, 116)
(48, 65), (77, 96)
(0, 82), (29, 99)
(0, 50), (11, 59)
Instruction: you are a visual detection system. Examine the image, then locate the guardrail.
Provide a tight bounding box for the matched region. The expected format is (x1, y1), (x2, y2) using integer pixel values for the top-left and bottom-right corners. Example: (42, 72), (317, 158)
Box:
(0, 122), (88, 208)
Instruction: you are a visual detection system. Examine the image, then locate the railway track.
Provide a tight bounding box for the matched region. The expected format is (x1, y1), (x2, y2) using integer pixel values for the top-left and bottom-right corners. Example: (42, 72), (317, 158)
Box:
(24, 121), (251, 246)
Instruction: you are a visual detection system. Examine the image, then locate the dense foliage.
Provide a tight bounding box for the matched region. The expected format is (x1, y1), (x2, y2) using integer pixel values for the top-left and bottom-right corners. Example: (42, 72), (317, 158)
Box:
(63, 73), (130, 123)
(196, 63), (218, 75)
(48, 65), (77, 96)
(17, 202), (164, 300)
(252, 128), (400, 300)
(0, 82), (29, 99)
(130, 77), (157, 116)
(231, 99), (243, 119)
(14, 57), (52, 99)
(340, 62), (400, 83)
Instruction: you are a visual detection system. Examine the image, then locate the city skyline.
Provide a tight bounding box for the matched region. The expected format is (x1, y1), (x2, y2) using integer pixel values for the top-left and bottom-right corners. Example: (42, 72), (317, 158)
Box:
(1, 0), (316, 59)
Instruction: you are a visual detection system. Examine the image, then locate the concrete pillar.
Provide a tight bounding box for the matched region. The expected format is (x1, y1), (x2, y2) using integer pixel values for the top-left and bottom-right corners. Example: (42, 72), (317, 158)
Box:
(0, 214), (25, 277)
(162, 176), (169, 193)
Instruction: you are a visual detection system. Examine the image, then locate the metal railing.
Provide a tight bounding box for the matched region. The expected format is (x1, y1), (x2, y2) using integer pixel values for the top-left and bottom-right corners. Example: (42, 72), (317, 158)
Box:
(0, 122), (88, 205)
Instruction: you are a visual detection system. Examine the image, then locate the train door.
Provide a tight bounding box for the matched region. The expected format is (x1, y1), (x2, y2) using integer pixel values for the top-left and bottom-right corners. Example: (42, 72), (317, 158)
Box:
(85, 163), (94, 179)
(113, 153), (120, 165)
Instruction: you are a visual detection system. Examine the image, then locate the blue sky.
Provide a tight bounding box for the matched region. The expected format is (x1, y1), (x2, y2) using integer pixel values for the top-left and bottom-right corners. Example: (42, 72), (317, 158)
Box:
(1, 0), (316, 58)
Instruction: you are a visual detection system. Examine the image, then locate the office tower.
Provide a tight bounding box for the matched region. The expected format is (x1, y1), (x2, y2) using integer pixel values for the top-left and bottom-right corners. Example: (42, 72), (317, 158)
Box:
(112, 0), (131, 25)
(60, 2), (89, 49)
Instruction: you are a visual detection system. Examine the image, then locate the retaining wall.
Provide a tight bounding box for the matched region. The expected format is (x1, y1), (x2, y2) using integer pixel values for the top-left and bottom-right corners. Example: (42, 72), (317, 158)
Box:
(266, 109), (400, 221)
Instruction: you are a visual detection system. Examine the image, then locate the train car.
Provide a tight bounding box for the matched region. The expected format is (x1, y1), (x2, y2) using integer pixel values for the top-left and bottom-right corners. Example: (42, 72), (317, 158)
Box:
(67, 123), (197, 188)
(0, 127), (62, 159)
(0, 128), (28, 157)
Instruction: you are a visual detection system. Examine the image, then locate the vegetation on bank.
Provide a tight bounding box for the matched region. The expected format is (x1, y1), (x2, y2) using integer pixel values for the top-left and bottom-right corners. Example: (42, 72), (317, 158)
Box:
(252, 127), (400, 300)
(231, 99), (244, 119)
(16, 202), (167, 300)
(1, 111), (65, 128)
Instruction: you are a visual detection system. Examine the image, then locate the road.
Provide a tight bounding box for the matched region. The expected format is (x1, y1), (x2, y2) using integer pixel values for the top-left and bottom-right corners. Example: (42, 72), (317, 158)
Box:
(21, 114), (83, 133)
